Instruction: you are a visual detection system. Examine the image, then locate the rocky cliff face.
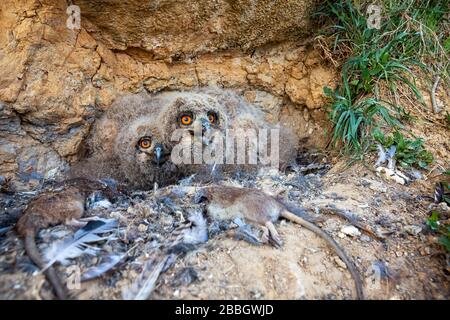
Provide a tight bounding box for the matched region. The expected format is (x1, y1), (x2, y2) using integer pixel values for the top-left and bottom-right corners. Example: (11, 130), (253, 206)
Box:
(76, 0), (316, 58)
(0, 0), (335, 190)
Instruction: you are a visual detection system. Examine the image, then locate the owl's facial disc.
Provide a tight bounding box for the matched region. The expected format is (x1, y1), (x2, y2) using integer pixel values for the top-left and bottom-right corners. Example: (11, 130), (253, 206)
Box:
(136, 136), (168, 166)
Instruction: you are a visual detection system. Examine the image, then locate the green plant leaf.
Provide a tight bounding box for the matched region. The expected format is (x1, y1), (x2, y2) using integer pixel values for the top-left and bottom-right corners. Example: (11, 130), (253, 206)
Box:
(427, 211), (440, 231)
(438, 236), (450, 252)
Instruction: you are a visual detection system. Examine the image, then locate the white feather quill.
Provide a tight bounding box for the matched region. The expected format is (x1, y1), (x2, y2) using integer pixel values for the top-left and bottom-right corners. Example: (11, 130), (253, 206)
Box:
(42, 219), (118, 271)
(81, 253), (124, 281)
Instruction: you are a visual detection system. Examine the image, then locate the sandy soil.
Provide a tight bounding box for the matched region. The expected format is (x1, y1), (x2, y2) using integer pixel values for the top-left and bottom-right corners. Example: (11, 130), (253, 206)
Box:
(0, 158), (448, 300)
(150, 166), (449, 300)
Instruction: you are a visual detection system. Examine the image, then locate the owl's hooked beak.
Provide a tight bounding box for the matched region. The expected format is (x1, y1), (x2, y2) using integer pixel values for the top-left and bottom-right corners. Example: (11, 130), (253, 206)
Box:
(200, 118), (211, 133)
(154, 144), (163, 166)
(200, 118), (212, 146)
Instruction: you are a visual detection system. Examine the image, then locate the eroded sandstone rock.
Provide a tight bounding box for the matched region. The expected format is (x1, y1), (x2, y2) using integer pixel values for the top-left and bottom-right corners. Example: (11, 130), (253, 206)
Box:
(76, 0), (320, 59)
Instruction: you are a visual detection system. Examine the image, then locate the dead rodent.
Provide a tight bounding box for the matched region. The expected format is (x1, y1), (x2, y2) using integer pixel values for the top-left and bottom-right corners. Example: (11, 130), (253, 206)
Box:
(16, 178), (117, 300)
(196, 185), (364, 300)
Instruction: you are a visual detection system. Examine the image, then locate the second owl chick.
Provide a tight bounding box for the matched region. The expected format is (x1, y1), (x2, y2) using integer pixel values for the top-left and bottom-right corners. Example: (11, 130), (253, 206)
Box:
(157, 88), (298, 180)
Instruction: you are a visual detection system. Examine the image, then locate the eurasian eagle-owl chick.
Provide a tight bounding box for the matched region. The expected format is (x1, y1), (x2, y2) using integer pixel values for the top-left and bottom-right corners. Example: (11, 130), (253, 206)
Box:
(156, 88), (298, 179)
(71, 94), (177, 189)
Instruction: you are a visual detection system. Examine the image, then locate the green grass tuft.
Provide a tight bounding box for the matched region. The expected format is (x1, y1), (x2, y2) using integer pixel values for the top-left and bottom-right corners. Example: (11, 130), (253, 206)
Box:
(427, 210), (450, 253)
(318, 0), (448, 162)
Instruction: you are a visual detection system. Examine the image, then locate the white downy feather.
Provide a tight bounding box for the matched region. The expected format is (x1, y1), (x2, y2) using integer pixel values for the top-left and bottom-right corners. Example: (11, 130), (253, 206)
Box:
(386, 145), (397, 170)
(375, 143), (387, 167)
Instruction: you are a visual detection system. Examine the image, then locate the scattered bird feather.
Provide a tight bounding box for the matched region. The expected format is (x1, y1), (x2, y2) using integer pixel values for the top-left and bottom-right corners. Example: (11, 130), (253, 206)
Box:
(122, 254), (169, 300)
(179, 210), (208, 245)
(81, 253), (124, 281)
(173, 267), (199, 286)
(47, 228), (73, 240)
(178, 174), (197, 186)
(17, 260), (40, 274)
(375, 143), (387, 167)
(0, 226), (12, 236)
(434, 182), (444, 203)
(405, 168), (423, 180)
(211, 163), (217, 175)
(375, 144), (396, 170)
(42, 219), (118, 271)
(232, 217), (246, 228)
(371, 260), (391, 281)
(387, 145), (397, 170)
(87, 191), (112, 210)
(376, 166), (410, 185)
(161, 253), (177, 273)
(233, 218), (263, 245)
(167, 210), (209, 254)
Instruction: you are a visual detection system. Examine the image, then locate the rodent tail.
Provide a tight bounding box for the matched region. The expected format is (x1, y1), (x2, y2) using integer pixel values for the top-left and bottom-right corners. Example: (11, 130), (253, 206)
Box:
(281, 210), (364, 300)
(276, 198), (325, 223)
(24, 232), (69, 300)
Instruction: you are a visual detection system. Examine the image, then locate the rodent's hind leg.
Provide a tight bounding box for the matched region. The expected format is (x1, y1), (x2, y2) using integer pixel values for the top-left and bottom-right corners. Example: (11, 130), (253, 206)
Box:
(232, 219), (266, 246)
(260, 225), (270, 244)
(265, 221), (283, 248)
(65, 218), (87, 228)
(229, 219), (282, 248)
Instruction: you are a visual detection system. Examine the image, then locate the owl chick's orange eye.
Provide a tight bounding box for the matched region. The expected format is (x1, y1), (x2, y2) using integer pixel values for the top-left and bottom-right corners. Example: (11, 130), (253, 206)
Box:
(208, 112), (218, 124)
(180, 114), (193, 126)
(138, 137), (152, 149)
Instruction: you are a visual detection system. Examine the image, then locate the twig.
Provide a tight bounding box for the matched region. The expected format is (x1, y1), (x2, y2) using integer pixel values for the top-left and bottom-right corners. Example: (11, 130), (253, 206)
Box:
(397, 86), (446, 127)
(431, 74), (441, 113)
(318, 205), (384, 241)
